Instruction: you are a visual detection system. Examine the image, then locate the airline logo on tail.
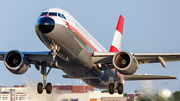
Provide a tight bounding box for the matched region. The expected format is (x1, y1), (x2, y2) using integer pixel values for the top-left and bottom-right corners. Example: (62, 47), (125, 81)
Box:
(109, 15), (124, 52)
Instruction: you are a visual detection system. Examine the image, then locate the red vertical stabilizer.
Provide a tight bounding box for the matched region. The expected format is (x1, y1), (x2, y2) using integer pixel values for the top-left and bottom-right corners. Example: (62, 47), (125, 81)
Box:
(109, 15), (124, 52)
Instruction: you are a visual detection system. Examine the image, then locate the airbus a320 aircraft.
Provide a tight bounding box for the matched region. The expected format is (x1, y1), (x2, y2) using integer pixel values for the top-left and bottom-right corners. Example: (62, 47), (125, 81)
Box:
(1, 8), (179, 94)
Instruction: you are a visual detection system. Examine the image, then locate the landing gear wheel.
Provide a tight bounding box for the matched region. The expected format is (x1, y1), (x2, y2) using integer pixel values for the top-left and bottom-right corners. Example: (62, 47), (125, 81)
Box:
(46, 83), (52, 94)
(117, 83), (123, 94)
(37, 82), (43, 94)
(109, 83), (115, 94)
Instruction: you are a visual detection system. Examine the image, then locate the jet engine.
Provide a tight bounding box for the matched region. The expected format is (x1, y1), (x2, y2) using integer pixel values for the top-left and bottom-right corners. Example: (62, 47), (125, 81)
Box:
(4, 50), (29, 74)
(113, 51), (138, 75)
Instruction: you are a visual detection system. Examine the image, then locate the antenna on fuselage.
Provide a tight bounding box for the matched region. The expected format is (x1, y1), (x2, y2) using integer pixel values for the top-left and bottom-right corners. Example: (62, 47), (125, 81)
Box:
(57, 5), (59, 8)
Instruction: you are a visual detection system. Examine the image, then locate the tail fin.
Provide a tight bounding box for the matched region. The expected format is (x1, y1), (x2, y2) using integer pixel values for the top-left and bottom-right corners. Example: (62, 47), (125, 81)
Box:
(109, 15), (124, 52)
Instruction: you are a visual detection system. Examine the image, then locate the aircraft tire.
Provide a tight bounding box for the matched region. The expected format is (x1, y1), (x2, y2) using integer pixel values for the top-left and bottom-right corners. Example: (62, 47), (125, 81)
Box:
(37, 82), (43, 94)
(46, 83), (52, 94)
(117, 83), (123, 94)
(109, 83), (114, 94)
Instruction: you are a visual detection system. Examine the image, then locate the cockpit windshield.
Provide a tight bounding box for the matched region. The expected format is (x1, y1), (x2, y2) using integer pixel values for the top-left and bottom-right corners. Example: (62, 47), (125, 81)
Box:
(40, 12), (48, 16)
(40, 12), (66, 20)
(49, 12), (57, 16)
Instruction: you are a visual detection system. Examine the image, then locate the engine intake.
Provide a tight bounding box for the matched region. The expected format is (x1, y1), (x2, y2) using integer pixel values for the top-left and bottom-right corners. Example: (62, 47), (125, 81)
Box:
(4, 50), (28, 74)
(113, 51), (138, 75)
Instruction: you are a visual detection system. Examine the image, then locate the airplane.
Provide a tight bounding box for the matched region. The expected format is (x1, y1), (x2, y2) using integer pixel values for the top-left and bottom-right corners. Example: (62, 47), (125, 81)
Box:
(0, 8), (179, 94)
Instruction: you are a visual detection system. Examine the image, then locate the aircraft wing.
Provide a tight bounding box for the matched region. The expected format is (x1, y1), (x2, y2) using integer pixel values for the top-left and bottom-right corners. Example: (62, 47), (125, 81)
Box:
(93, 52), (180, 67)
(123, 75), (177, 81)
(62, 74), (177, 81)
(0, 51), (53, 68)
(132, 53), (180, 65)
(0, 52), (7, 60)
(22, 51), (52, 62)
(0, 51), (52, 61)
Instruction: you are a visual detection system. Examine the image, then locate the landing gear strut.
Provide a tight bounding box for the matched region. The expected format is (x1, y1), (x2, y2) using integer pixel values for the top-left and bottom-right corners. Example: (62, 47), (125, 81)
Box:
(108, 69), (123, 94)
(37, 43), (59, 94)
(37, 61), (52, 94)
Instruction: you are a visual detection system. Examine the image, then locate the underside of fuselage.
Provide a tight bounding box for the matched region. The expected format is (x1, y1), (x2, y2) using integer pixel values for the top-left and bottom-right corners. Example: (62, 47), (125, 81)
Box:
(35, 17), (120, 89)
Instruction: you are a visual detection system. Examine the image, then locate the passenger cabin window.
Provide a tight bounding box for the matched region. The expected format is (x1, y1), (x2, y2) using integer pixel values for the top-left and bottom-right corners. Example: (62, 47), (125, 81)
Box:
(49, 12), (57, 16)
(40, 12), (48, 16)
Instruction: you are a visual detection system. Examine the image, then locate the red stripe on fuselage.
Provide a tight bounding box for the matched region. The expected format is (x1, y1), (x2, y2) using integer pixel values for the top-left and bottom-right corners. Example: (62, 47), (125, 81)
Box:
(62, 20), (98, 52)
(69, 25), (98, 52)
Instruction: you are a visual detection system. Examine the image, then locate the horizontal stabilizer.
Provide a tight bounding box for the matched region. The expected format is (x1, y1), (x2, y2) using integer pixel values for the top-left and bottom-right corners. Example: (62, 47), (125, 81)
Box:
(123, 75), (177, 81)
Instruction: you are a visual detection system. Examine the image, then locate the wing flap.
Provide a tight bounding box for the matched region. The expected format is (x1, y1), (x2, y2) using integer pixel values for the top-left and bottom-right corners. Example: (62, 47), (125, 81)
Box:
(123, 75), (177, 81)
(133, 53), (180, 64)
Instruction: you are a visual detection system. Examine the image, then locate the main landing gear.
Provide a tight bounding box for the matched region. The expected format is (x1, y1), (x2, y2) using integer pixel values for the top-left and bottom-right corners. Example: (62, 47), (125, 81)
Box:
(108, 70), (123, 94)
(109, 83), (123, 94)
(37, 43), (60, 94)
(37, 61), (52, 94)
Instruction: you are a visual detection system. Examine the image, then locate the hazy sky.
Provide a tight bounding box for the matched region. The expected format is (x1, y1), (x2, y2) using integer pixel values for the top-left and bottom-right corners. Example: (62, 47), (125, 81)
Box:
(0, 0), (179, 93)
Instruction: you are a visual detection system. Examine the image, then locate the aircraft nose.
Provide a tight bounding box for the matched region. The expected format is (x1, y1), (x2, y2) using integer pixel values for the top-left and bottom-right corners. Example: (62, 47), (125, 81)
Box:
(37, 17), (55, 33)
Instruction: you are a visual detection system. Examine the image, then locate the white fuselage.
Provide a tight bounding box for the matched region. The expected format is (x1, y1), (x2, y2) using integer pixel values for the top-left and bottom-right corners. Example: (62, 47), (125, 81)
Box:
(35, 8), (119, 89)
(37, 8), (107, 52)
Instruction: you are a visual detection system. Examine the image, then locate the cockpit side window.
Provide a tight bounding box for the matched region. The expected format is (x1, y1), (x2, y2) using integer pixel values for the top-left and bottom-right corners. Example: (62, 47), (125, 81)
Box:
(58, 13), (62, 18)
(61, 14), (66, 20)
(49, 12), (57, 16)
(58, 13), (66, 20)
(40, 12), (48, 16)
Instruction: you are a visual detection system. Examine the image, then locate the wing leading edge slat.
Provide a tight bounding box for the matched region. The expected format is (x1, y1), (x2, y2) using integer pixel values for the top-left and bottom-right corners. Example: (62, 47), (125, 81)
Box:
(133, 53), (180, 64)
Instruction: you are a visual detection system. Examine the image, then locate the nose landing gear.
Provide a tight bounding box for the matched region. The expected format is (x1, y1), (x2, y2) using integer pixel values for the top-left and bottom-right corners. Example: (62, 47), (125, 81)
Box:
(50, 43), (60, 67)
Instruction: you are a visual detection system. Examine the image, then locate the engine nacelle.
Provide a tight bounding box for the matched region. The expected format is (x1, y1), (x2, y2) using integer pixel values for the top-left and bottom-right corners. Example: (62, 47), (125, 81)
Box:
(113, 51), (138, 75)
(4, 50), (28, 74)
